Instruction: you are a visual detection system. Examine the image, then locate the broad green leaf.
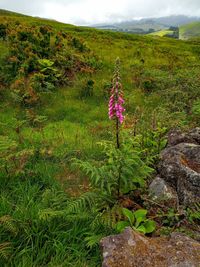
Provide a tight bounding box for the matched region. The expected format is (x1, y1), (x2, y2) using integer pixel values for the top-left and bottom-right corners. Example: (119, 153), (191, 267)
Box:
(143, 220), (156, 234)
(134, 209), (147, 228)
(136, 225), (146, 234)
(115, 221), (130, 233)
(122, 208), (134, 225)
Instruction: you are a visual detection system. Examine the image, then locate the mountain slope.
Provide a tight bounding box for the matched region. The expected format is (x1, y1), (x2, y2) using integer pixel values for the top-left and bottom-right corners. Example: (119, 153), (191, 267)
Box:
(180, 21), (200, 39)
(154, 15), (200, 26)
(93, 15), (200, 34)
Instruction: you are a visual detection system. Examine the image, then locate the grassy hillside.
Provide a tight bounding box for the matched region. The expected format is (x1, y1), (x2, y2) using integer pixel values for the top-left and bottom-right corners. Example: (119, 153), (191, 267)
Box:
(180, 21), (200, 39)
(0, 10), (200, 267)
(149, 29), (174, 37)
(0, 9), (28, 17)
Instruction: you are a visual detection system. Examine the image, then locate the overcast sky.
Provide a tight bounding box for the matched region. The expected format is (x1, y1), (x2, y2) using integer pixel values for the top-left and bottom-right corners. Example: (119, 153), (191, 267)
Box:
(0, 0), (200, 25)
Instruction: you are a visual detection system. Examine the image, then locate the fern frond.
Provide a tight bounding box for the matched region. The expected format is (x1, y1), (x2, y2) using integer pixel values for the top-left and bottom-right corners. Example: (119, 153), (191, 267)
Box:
(84, 233), (105, 249)
(62, 212), (91, 222)
(0, 136), (17, 156)
(0, 215), (18, 236)
(90, 204), (123, 229)
(100, 204), (123, 228)
(39, 192), (100, 222)
(65, 191), (99, 214)
(38, 209), (65, 221)
(0, 242), (12, 261)
(41, 189), (69, 209)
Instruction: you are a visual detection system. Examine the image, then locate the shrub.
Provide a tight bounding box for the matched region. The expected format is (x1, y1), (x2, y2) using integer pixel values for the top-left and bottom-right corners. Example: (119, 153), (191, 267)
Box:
(71, 37), (88, 52)
(0, 24), (7, 40)
(102, 81), (112, 99)
(80, 79), (94, 98)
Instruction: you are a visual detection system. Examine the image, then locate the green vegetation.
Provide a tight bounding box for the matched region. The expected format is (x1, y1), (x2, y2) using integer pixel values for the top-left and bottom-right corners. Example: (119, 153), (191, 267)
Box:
(180, 21), (200, 39)
(0, 9), (200, 267)
(149, 29), (174, 37)
(116, 208), (156, 234)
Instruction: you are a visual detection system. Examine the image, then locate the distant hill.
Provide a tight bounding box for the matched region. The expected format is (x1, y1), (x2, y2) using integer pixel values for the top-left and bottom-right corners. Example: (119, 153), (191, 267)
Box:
(151, 21), (200, 40)
(180, 21), (200, 39)
(153, 15), (200, 26)
(93, 15), (200, 35)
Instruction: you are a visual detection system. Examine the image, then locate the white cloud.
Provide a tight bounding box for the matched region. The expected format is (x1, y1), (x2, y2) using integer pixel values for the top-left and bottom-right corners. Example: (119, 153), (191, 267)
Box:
(0, 0), (200, 25)
(42, 0), (132, 24)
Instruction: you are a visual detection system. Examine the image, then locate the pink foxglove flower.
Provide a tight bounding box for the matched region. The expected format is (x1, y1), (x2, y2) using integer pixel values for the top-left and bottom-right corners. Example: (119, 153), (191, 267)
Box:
(108, 60), (125, 124)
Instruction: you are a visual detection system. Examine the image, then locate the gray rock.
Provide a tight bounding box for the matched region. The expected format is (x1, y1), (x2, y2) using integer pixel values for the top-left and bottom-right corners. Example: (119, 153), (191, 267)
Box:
(159, 142), (200, 205)
(149, 177), (178, 208)
(101, 227), (200, 267)
(187, 128), (200, 145)
(167, 127), (200, 147)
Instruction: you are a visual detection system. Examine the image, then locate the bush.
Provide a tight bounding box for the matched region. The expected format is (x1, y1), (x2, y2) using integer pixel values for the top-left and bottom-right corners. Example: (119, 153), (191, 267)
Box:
(102, 81), (112, 99)
(0, 20), (98, 106)
(71, 37), (88, 52)
(0, 24), (6, 40)
(80, 79), (94, 98)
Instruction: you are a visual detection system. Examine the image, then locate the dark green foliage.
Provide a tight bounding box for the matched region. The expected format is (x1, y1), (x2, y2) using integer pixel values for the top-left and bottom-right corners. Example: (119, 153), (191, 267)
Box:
(186, 203), (200, 223)
(136, 126), (167, 165)
(71, 37), (88, 52)
(0, 134), (35, 178)
(85, 55), (104, 70)
(161, 209), (182, 227)
(0, 24), (6, 40)
(74, 138), (153, 197)
(192, 99), (200, 123)
(80, 79), (95, 98)
(102, 81), (112, 99)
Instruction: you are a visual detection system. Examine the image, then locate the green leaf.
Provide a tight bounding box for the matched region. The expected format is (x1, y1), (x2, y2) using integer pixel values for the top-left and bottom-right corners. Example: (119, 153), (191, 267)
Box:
(122, 208), (134, 225)
(115, 221), (130, 233)
(38, 59), (54, 67)
(143, 220), (156, 234)
(136, 225), (146, 234)
(134, 209), (147, 228)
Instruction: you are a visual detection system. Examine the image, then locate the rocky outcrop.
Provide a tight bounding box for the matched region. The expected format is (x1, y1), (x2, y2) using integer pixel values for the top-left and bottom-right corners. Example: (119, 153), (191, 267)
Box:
(148, 176), (178, 208)
(167, 128), (200, 147)
(158, 128), (200, 205)
(101, 227), (200, 267)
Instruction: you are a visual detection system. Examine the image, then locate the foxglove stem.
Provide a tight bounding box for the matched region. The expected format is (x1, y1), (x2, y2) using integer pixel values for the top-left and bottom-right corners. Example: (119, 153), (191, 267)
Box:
(108, 58), (125, 198)
(108, 58), (125, 149)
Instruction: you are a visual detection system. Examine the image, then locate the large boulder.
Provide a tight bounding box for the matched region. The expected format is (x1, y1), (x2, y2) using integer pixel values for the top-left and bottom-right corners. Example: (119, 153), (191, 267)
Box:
(159, 142), (200, 205)
(158, 128), (200, 205)
(167, 127), (200, 147)
(148, 176), (178, 208)
(101, 227), (200, 267)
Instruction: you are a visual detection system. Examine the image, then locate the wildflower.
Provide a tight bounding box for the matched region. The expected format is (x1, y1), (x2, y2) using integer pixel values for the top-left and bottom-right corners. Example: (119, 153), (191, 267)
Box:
(108, 59), (125, 124)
